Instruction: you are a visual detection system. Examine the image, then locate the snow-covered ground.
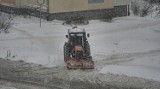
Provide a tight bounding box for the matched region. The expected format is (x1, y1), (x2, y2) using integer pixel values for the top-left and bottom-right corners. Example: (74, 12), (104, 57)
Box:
(0, 86), (17, 89)
(0, 15), (160, 83)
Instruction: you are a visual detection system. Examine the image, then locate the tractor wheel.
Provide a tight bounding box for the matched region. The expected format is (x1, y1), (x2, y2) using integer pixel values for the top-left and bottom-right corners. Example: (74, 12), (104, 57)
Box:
(67, 63), (72, 69)
(85, 41), (91, 58)
(64, 43), (69, 62)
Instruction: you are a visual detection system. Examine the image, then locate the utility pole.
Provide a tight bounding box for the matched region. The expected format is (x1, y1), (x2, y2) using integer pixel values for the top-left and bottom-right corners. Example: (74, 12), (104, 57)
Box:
(37, 0), (45, 27)
(47, 0), (49, 21)
(40, 4), (42, 27)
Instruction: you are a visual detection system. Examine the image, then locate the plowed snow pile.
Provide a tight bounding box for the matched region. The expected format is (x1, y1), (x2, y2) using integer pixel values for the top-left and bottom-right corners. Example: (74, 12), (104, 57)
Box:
(0, 15), (160, 88)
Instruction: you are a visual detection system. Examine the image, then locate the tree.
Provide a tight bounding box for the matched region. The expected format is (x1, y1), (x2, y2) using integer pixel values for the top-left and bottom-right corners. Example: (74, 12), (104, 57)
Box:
(145, 0), (160, 17)
(0, 13), (13, 34)
(145, 0), (160, 4)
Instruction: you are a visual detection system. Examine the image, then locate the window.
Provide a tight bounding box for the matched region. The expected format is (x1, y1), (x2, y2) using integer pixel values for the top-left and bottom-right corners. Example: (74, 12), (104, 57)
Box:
(88, 0), (104, 4)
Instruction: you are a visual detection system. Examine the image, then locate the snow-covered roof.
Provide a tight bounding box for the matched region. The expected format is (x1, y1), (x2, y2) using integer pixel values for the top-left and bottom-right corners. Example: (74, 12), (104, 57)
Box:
(68, 28), (85, 33)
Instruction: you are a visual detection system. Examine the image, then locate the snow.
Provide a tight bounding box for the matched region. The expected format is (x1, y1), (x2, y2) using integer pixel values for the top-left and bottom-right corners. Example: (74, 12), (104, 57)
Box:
(0, 85), (17, 89)
(69, 28), (85, 33)
(0, 15), (160, 82)
(100, 55), (160, 82)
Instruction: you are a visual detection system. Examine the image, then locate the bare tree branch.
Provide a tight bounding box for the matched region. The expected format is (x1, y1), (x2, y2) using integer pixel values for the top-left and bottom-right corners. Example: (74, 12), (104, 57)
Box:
(0, 13), (13, 34)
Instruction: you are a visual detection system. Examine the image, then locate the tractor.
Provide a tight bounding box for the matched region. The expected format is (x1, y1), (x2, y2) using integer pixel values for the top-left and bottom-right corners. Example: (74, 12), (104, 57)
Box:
(64, 27), (94, 69)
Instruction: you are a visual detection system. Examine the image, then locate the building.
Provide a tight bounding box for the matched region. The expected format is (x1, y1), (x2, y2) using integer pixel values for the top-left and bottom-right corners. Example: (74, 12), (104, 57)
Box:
(0, 0), (16, 5)
(0, 0), (130, 20)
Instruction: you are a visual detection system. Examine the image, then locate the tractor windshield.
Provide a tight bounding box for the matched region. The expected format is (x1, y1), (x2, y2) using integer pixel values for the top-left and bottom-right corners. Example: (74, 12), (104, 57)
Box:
(70, 34), (83, 46)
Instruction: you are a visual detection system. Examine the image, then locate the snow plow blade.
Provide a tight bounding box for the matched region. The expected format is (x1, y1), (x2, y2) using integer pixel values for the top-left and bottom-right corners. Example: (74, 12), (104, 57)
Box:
(66, 58), (94, 69)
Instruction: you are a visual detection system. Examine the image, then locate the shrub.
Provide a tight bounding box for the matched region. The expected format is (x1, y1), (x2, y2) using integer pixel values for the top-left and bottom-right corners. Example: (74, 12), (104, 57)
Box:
(131, 1), (140, 16)
(140, 1), (153, 17)
(131, 0), (153, 17)
(100, 14), (113, 22)
(63, 16), (89, 25)
(140, 5), (152, 17)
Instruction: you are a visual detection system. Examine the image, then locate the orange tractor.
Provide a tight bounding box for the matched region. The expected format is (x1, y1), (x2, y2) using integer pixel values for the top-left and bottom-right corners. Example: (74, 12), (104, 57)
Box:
(64, 28), (94, 69)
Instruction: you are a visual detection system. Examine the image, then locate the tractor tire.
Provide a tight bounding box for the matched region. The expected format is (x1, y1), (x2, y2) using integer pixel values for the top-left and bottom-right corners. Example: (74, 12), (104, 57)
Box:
(67, 63), (72, 69)
(85, 41), (91, 58)
(64, 43), (69, 62)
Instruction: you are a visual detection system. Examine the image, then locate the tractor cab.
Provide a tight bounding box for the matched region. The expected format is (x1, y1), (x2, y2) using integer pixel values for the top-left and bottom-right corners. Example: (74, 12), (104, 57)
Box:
(70, 33), (83, 46)
(66, 28), (89, 52)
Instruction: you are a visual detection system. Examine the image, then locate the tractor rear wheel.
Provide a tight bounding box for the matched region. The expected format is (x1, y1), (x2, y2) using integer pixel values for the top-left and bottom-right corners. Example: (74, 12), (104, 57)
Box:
(64, 43), (69, 62)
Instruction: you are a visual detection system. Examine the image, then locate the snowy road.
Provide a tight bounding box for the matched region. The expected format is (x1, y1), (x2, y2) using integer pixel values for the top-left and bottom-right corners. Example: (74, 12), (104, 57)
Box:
(0, 16), (160, 88)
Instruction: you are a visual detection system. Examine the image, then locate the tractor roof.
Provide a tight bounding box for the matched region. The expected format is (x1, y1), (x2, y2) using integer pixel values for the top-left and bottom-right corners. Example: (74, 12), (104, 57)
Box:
(68, 28), (85, 33)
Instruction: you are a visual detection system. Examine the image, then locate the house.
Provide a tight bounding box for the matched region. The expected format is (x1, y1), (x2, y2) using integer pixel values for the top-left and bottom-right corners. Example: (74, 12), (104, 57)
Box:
(0, 0), (130, 20)
(0, 0), (16, 5)
(0, 0), (25, 7)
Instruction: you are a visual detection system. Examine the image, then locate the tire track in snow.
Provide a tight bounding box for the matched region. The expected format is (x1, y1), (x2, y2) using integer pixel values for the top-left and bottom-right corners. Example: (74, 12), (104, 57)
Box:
(0, 37), (32, 41)
(91, 20), (160, 35)
(11, 27), (64, 67)
(12, 27), (45, 45)
(95, 49), (160, 69)
(11, 27), (57, 54)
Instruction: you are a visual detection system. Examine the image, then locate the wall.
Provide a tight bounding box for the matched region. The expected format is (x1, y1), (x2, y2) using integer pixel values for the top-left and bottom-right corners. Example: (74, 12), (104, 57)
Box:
(114, 0), (130, 16)
(114, 5), (127, 17)
(48, 8), (115, 20)
(0, 0), (128, 20)
(49, 0), (114, 13)
(25, 0), (48, 12)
